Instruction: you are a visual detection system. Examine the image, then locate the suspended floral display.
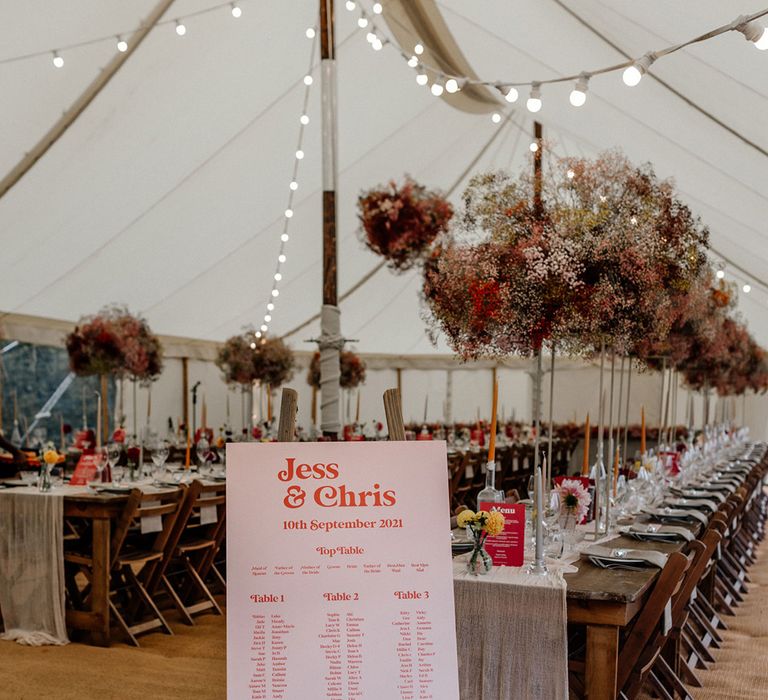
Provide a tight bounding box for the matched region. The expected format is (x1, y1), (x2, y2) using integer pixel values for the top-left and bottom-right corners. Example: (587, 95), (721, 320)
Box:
(423, 151), (710, 359)
(216, 334), (259, 386)
(65, 305), (163, 379)
(358, 177), (453, 272)
(253, 336), (296, 388)
(307, 350), (367, 390)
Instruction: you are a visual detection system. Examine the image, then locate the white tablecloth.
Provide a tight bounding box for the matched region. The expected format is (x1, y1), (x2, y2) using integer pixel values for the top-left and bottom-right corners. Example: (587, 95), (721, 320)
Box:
(0, 488), (68, 645)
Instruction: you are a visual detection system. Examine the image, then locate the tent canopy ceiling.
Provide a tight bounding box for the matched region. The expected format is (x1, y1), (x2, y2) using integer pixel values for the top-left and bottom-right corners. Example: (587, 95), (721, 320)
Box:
(1, 0), (766, 355)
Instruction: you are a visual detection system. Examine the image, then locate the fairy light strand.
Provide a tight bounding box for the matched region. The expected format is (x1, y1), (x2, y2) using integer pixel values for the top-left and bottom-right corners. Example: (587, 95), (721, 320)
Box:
(251, 26), (318, 345)
(0, 0), (255, 66)
(351, 2), (768, 113)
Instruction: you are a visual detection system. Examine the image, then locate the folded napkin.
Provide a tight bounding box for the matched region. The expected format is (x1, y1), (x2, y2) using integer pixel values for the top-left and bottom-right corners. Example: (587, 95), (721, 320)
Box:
(583, 545), (668, 569)
(644, 507), (709, 526)
(663, 497), (719, 513)
(671, 487), (726, 504)
(690, 482), (736, 495)
(620, 523), (694, 542)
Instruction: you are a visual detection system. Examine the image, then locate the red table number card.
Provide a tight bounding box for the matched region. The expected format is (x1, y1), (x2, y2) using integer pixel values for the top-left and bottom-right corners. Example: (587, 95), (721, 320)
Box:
(69, 454), (100, 485)
(480, 501), (526, 567)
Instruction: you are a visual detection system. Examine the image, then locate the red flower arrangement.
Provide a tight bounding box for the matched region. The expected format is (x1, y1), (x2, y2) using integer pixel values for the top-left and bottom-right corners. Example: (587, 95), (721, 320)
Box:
(217, 335), (296, 388)
(65, 305), (163, 381)
(307, 350), (367, 390)
(358, 177), (453, 272)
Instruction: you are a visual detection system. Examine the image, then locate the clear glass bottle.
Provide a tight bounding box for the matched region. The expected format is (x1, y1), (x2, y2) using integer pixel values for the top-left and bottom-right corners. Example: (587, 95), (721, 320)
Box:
(476, 460), (504, 508)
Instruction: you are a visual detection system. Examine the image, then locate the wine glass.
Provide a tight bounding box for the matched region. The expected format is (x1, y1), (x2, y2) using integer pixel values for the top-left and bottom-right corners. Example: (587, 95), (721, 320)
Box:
(112, 465), (125, 485)
(527, 474), (535, 500)
(151, 440), (170, 484)
(106, 442), (121, 479)
(196, 437), (210, 474)
(88, 447), (108, 492)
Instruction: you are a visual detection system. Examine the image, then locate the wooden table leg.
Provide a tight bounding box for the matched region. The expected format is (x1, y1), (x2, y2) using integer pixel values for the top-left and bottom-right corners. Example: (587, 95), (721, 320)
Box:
(586, 624), (619, 700)
(90, 516), (111, 646)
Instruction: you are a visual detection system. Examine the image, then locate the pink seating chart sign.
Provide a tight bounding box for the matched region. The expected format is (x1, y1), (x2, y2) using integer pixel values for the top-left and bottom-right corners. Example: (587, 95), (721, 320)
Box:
(226, 441), (460, 700)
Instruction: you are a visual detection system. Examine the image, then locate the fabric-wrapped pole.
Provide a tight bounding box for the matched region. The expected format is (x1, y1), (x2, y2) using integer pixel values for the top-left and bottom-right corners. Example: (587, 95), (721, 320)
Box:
(319, 304), (342, 436)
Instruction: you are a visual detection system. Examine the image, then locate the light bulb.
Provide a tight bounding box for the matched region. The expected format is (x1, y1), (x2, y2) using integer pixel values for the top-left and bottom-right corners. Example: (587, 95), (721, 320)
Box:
(366, 32), (376, 43)
(261, 324), (268, 332)
(281, 233), (289, 242)
(526, 83), (542, 113)
(284, 209), (293, 218)
(271, 289), (280, 297)
(491, 112), (502, 124)
(445, 78), (460, 93)
(231, 4), (242, 18)
(300, 114), (309, 125)
(357, 17), (368, 28)
(306, 27), (316, 38)
(278, 255), (286, 263)
(529, 142), (539, 153)
(504, 86), (519, 103)
(250, 342), (257, 349)
(430, 79), (444, 97)
(414, 43), (424, 55)
(716, 269), (725, 279)
(345, 1), (356, 10)
(303, 74), (313, 85)
(255, 331), (262, 339)
(267, 303), (275, 311)
(407, 55), (418, 68)
(274, 273), (282, 281)
(265, 314), (272, 322)
(116, 37), (128, 53)
(569, 74), (589, 107)
(295, 149), (305, 159)
(372, 38), (383, 51)
(416, 70), (428, 86)
(743, 284), (751, 293)
(52, 52), (64, 68)
(373, 2), (383, 14)
(622, 53), (655, 86)
(175, 20), (186, 36)
(737, 19), (768, 50)
(566, 169), (575, 179)
(289, 181), (298, 191)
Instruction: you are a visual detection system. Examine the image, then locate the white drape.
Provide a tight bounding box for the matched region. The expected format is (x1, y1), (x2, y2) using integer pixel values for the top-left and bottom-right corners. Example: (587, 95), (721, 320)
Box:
(0, 490), (68, 646)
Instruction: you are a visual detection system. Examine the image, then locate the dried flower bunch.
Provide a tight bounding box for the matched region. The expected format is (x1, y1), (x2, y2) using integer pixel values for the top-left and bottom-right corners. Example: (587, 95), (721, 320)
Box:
(423, 151), (710, 359)
(66, 304), (163, 381)
(217, 335), (295, 388)
(307, 350), (367, 390)
(358, 177), (453, 271)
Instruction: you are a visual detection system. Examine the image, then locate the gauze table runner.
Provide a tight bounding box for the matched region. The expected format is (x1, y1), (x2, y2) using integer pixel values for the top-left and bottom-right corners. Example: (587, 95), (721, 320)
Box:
(453, 560), (568, 700)
(0, 489), (68, 645)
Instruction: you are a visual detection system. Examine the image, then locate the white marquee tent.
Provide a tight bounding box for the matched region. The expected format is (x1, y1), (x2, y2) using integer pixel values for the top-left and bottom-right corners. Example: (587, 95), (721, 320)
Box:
(1, 0), (767, 434)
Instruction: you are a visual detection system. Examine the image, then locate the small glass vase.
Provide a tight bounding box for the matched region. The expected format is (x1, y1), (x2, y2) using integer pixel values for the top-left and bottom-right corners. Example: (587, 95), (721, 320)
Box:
(38, 464), (52, 492)
(559, 509), (578, 549)
(467, 543), (493, 576)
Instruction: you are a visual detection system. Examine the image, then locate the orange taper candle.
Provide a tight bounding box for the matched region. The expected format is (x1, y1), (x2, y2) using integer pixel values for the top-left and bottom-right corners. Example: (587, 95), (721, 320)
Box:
(581, 413), (590, 475)
(640, 405), (646, 455)
(488, 379), (499, 463)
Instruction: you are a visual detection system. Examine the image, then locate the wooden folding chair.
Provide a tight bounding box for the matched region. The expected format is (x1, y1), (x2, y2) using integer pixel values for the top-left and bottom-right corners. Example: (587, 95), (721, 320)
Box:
(153, 479), (226, 625)
(65, 487), (184, 646)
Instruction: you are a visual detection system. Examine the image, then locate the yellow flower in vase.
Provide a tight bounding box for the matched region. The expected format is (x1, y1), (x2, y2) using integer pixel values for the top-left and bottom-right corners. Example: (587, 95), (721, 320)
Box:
(43, 450), (59, 465)
(485, 510), (505, 537)
(457, 509), (476, 528)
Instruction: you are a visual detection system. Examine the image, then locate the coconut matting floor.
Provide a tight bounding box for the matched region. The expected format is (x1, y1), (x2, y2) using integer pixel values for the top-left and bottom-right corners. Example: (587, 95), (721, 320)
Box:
(1, 541), (767, 700)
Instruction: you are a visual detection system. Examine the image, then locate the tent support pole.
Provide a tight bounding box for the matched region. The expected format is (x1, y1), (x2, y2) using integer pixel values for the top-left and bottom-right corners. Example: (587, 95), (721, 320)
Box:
(318, 0), (341, 439)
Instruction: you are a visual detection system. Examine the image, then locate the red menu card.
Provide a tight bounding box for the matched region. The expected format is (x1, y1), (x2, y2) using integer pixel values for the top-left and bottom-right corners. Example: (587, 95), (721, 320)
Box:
(480, 502), (526, 567)
(70, 454), (100, 485)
